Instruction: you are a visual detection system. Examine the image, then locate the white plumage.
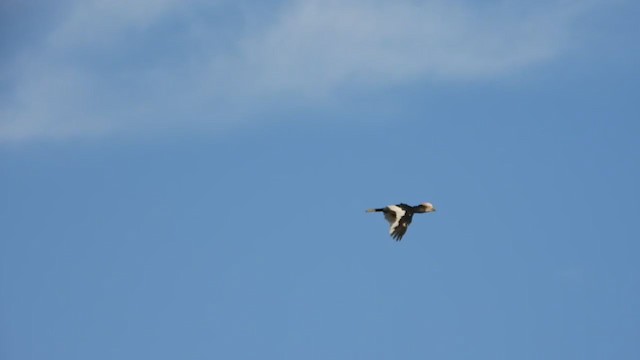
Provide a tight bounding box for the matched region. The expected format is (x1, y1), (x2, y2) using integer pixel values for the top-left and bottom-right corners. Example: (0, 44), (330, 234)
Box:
(385, 205), (406, 236)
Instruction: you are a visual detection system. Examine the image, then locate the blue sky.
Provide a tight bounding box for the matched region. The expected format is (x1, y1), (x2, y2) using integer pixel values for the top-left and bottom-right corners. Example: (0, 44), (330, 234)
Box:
(1, 0), (639, 359)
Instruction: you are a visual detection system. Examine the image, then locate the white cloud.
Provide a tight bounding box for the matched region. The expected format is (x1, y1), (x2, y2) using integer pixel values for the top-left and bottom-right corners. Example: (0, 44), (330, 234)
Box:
(48, 0), (183, 48)
(237, 0), (579, 92)
(0, 0), (597, 142)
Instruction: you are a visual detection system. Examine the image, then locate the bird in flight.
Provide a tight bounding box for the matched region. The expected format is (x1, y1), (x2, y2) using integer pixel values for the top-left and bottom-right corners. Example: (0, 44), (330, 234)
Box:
(366, 202), (436, 241)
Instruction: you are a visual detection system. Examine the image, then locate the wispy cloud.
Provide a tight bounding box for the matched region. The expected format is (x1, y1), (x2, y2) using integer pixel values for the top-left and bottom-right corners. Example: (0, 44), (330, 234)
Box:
(1, 0), (597, 142)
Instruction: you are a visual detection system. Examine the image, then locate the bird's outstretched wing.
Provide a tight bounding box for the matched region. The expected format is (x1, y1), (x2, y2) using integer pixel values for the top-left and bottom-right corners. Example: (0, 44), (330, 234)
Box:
(390, 221), (409, 241)
(386, 205), (411, 241)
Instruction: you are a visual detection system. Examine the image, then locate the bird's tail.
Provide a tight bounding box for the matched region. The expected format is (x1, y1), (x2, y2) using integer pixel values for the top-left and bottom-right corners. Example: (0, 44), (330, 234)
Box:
(366, 208), (384, 213)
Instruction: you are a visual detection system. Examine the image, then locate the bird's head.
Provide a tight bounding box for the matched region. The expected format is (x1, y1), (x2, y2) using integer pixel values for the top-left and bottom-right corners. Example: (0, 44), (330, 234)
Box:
(419, 202), (436, 213)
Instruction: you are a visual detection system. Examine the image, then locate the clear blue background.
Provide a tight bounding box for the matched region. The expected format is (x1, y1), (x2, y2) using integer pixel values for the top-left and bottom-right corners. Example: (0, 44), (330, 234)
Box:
(1, 1), (639, 359)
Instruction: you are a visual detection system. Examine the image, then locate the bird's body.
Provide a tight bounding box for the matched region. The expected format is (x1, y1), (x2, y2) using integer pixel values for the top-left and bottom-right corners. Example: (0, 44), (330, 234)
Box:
(366, 202), (436, 241)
